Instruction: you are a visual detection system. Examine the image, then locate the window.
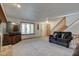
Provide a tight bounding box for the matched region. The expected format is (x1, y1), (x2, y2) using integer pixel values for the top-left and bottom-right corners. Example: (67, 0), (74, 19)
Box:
(21, 23), (35, 34)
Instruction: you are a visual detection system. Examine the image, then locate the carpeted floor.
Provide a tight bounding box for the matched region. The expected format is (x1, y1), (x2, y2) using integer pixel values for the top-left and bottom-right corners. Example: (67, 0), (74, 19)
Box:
(12, 37), (73, 56)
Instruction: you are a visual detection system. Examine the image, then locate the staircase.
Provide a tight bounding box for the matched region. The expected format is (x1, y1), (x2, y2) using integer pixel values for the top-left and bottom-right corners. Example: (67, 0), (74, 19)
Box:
(50, 17), (67, 34)
(49, 15), (79, 49)
(50, 16), (79, 35)
(65, 18), (79, 32)
(65, 19), (79, 34)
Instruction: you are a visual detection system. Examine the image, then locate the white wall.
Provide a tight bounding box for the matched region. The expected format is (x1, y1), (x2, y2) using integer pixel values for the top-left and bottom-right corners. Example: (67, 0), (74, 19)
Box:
(0, 23), (3, 46)
(0, 23), (6, 46)
(39, 18), (62, 36)
(22, 22), (42, 39)
(65, 20), (79, 34)
(7, 17), (42, 40)
(65, 13), (79, 34)
(66, 13), (79, 26)
(6, 16), (64, 39)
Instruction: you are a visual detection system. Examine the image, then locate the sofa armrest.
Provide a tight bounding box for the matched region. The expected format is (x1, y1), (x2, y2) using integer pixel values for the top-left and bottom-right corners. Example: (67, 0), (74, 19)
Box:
(49, 35), (53, 37)
(64, 37), (73, 43)
(49, 35), (53, 39)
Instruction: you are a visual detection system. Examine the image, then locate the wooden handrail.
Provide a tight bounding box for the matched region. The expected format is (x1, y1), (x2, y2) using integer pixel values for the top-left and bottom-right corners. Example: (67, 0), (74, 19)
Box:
(51, 17), (66, 31)
(66, 19), (79, 29)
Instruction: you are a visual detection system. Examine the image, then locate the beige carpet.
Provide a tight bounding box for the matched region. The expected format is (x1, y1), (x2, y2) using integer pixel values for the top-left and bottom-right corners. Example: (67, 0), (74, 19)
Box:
(12, 37), (73, 56)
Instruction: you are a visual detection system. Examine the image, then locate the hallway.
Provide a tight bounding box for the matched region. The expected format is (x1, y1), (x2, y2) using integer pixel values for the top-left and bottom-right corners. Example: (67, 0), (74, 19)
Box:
(12, 37), (73, 56)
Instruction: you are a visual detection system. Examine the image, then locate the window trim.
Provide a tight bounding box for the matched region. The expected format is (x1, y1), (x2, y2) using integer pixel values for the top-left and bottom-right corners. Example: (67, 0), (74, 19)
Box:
(20, 22), (35, 35)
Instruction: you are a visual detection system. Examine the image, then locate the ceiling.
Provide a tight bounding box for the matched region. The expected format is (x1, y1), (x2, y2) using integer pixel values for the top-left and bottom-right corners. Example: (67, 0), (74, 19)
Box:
(3, 3), (79, 21)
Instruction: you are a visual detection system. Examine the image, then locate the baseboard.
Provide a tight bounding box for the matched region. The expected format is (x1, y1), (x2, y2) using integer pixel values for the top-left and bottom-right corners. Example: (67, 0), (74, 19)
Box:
(22, 36), (42, 40)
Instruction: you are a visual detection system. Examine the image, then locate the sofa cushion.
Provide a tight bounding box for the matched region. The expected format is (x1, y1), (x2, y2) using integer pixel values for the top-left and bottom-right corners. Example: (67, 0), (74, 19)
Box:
(57, 32), (62, 38)
(62, 33), (65, 38)
(53, 33), (57, 38)
(63, 33), (68, 39)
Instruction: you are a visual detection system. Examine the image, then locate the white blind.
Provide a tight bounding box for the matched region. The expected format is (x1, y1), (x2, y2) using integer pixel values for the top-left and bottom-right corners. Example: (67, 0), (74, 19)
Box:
(21, 23), (34, 34)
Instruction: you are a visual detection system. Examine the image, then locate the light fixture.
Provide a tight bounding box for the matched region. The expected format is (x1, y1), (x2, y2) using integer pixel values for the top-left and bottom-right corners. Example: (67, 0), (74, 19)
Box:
(17, 4), (21, 8)
(13, 4), (21, 8)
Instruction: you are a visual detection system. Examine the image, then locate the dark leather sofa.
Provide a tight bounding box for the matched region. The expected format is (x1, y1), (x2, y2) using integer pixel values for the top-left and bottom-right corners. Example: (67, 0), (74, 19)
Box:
(49, 32), (73, 48)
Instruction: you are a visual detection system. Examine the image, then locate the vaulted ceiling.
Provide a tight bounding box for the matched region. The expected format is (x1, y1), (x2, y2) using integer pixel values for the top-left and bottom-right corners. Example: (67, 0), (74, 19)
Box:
(3, 3), (79, 21)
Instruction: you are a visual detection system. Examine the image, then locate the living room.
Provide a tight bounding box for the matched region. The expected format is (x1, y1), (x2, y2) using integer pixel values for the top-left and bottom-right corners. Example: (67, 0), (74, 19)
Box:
(0, 3), (79, 56)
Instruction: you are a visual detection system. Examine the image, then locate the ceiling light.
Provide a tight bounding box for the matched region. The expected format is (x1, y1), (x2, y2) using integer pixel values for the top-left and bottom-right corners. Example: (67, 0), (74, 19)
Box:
(13, 4), (21, 8)
(17, 4), (21, 8)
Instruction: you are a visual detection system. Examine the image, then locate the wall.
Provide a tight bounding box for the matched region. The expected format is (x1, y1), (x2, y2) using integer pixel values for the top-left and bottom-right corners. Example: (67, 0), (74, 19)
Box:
(0, 23), (6, 46)
(7, 17), (42, 40)
(39, 18), (62, 36)
(0, 4), (7, 47)
(53, 17), (66, 32)
(66, 13), (79, 26)
(65, 13), (79, 34)
(22, 22), (42, 39)
(65, 20), (79, 34)
(0, 23), (3, 46)
(7, 16), (65, 38)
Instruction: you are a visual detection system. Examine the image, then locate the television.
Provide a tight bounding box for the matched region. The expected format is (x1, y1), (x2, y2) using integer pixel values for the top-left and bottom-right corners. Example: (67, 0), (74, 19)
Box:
(6, 22), (20, 33)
